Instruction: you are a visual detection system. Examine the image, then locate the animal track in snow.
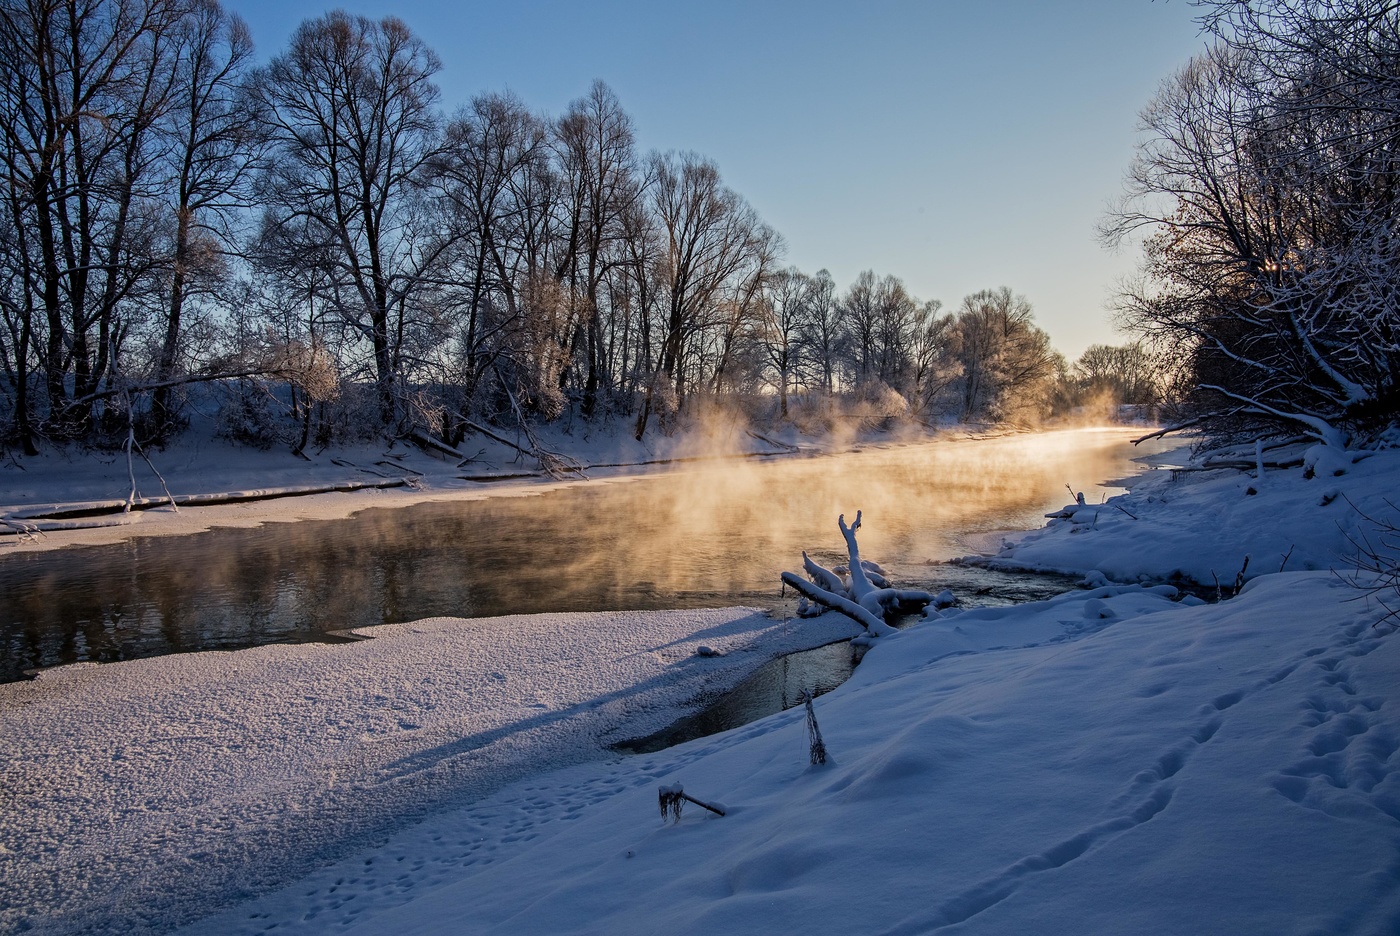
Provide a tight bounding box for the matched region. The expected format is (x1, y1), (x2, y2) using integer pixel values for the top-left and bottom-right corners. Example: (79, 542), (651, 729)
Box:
(1271, 629), (1397, 825)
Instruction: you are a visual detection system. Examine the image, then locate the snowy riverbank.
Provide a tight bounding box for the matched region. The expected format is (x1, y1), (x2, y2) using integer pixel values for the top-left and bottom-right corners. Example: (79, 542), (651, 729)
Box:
(0, 609), (864, 935)
(3, 435), (1398, 935)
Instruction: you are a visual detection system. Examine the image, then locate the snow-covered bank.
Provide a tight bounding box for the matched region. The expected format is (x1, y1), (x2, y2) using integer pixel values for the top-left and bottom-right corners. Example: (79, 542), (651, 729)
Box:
(173, 575), (1400, 936)
(985, 443), (1400, 588)
(0, 609), (861, 936)
(160, 443), (1398, 936)
(5, 433), (1398, 935)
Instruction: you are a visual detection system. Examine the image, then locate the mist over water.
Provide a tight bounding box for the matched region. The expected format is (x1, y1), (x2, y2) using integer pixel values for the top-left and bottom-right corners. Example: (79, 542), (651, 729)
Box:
(0, 429), (1169, 682)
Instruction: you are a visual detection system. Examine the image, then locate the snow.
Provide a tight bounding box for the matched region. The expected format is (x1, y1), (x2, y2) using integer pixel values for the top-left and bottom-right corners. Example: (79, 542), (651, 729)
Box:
(0, 608), (861, 935)
(982, 441), (1399, 588)
(2, 431), (1399, 935)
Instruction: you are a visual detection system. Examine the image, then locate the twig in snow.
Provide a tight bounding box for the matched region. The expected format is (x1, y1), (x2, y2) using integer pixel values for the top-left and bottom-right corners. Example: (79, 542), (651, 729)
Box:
(802, 692), (828, 766)
(1113, 503), (1139, 520)
(124, 424), (178, 513)
(1233, 555), (1251, 594)
(1333, 496), (1400, 631)
(658, 784), (725, 823)
(331, 458), (392, 478)
(1280, 545), (1294, 573)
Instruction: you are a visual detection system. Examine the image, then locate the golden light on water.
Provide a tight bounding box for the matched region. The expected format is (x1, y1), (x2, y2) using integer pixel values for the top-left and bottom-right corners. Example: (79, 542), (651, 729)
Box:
(0, 428), (1167, 678)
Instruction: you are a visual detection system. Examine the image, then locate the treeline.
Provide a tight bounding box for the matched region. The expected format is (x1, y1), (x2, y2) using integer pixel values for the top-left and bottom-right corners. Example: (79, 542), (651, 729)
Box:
(0, 1), (1151, 458)
(1109, 0), (1400, 448)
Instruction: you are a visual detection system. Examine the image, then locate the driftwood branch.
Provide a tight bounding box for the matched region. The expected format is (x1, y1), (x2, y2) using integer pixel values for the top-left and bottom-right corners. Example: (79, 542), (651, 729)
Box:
(782, 513), (934, 637)
(782, 572), (895, 635)
(658, 784), (725, 822)
(1, 478), (409, 535)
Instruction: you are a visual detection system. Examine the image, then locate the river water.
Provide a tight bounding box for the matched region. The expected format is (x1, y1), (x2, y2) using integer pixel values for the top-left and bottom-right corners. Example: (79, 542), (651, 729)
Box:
(0, 429), (1167, 683)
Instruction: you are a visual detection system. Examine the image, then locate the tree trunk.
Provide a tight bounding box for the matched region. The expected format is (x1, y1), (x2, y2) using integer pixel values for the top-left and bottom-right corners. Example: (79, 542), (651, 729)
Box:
(152, 207), (193, 435)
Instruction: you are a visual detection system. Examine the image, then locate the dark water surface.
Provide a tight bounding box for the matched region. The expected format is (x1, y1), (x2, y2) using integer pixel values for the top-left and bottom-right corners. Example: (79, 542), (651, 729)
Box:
(0, 429), (1165, 682)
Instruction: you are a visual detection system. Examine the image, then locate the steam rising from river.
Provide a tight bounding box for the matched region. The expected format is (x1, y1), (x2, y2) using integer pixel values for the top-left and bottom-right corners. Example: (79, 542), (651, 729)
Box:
(0, 428), (1162, 680)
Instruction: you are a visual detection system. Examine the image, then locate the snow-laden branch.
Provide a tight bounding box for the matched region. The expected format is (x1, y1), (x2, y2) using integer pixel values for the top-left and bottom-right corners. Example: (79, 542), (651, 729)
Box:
(782, 512), (936, 638)
(1198, 384), (1349, 449)
(781, 572), (895, 636)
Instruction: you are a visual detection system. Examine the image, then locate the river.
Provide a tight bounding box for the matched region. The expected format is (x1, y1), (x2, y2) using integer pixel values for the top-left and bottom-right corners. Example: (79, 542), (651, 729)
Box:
(0, 428), (1168, 683)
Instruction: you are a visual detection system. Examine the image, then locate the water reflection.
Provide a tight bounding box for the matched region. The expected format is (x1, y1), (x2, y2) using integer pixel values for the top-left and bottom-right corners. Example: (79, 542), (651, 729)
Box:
(0, 429), (1165, 682)
(614, 640), (859, 754)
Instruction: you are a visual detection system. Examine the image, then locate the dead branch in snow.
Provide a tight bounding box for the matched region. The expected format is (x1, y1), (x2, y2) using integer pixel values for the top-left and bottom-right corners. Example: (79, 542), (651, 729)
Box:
(1233, 555), (1251, 594)
(406, 427), (474, 464)
(658, 784), (725, 823)
(454, 406), (585, 481)
(803, 692), (828, 766)
(746, 429), (799, 453)
(781, 512), (934, 637)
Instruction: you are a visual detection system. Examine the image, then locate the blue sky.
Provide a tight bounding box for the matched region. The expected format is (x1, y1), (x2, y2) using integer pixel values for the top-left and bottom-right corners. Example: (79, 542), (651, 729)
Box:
(228, 0), (1208, 359)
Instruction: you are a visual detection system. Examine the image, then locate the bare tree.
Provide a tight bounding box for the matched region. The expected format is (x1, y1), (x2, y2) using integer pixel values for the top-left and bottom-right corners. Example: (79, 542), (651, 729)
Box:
(634, 151), (772, 439)
(150, 0), (261, 435)
(433, 91), (552, 422)
(0, 0), (188, 441)
(1107, 5), (1400, 447)
(841, 270), (880, 388)
(1073, 343), (1163, 406)
(798, 268), (844, 397)
(949, 287), (1060, 423)
(709, 223), (781, 396)
(553, 80), (643, 417)
(253, 11), (446, 428)
(906, 298), (955, 416)
(758, 267), (812, 418)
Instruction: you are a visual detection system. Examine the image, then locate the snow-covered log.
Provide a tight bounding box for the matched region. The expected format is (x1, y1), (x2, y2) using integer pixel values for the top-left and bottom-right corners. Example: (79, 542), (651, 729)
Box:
(782, 512), (936, 637)
(802, 552), (846, 595)
(781, 572), (896, 635)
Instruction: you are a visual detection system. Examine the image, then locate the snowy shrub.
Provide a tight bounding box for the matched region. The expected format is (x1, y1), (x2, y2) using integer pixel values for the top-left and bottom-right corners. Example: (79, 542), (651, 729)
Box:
(787, 393), (836, 435)
(852, 381), (911, 428)
(1339, 502), (1400, 630)
(216, 381), (286, 450)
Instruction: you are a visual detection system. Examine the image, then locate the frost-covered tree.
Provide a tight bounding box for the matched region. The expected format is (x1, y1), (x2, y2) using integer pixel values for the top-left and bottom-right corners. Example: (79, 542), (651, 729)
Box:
(0, 0), (189, 443)
(149, 0), (262, 436)
(796, 268), (843, 397)
(1073, 343), (1163, 406)
(634, 151), (774, 439)
(946, 288), (1060, 423)
(553, 81), (644, 417)
(757, 267), (812, 418)
(432, 91), (554, 424)
(1107, 2), (1400, 447)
